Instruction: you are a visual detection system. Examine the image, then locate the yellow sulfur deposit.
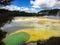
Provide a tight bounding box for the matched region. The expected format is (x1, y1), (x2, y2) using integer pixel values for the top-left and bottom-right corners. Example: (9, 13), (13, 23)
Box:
(9, 28), (60, 43)
(4, 18), (60, 43)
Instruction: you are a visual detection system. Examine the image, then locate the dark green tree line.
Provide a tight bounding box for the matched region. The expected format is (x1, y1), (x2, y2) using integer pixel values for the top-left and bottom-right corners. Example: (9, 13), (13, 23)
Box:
(0, 0), (14, 45)
(0, 0), (14, 6)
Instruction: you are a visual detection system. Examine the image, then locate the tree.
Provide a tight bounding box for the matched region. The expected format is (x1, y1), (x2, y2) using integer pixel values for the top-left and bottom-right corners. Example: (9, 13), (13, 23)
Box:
(0, 0), (14, 45)
(38, 9), (60, 16)
(0, 0), (14, 6)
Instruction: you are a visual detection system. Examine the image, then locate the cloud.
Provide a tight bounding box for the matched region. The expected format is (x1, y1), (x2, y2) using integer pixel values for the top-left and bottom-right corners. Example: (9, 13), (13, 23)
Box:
(0, 5), (21, 11)
(30, 0), (60, 9)
(20, 7), (38, 13)
(0, 5), (38, 13)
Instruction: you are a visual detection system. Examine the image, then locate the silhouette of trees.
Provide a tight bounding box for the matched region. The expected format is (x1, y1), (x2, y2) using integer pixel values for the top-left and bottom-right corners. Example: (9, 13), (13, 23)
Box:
(0, 0), (14, 6)
(0, 0), (14, 45)
(37, 37), (60, 45)
(38, 9), (60, 16)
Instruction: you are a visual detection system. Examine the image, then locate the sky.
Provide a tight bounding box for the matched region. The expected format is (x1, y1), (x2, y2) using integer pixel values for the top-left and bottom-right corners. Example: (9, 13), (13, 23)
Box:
(1, 0), (60, 13)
